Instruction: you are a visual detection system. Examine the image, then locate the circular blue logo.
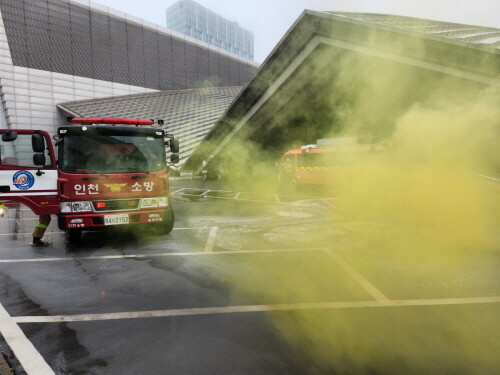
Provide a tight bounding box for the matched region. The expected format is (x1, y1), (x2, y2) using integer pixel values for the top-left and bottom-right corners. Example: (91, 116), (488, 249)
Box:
(13, 171), (35, 190)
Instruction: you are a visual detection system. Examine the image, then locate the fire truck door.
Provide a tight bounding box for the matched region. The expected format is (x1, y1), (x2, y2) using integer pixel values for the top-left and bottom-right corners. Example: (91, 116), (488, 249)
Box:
(0, 130), (58, 214)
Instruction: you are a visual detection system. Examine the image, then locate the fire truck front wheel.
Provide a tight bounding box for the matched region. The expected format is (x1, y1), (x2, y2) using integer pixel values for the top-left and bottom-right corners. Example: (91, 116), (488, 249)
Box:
(66, 228), (82, 244)
(155, 208), (174, 235)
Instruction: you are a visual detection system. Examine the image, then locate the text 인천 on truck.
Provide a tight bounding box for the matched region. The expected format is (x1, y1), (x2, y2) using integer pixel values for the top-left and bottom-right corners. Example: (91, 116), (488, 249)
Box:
(0, 118), (180, 243)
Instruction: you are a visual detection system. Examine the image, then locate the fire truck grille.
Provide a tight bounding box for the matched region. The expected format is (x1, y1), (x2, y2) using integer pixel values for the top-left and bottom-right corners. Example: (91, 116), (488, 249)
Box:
(93, 199), (140, 212)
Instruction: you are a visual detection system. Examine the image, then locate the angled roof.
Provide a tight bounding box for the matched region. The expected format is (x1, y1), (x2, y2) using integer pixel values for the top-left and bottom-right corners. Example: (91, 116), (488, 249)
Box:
(324, 12), (500, 50)
(184, 11), (500, 172)
(57, 86), (243, 165)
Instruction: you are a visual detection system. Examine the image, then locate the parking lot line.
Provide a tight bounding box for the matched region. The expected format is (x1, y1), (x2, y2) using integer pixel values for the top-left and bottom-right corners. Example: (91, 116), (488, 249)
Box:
(0, 231), (61, 237)
(170, 188), (187, 194)
(0, 302), (55, 375)
(325, 249), (390, 302)
(172, 188), (235, 194)
(176, 192), (276, 204)
(0, 247), (328, 263)
(175, 192), (331, 207)
(478, 174), (500, 182)
(12, 296), (500, 324)
(0, 227), (213, 237)
(0, 218), (36, 221)
(204, 226), (218, 252)
(320, 198), (335, 208)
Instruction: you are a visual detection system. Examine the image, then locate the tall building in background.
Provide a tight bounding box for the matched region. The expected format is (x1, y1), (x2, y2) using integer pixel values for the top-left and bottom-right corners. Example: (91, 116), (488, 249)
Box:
(167, 0), (254, 60)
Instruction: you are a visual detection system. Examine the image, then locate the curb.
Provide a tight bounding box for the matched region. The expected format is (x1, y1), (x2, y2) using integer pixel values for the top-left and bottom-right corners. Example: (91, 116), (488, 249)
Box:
(0, 353), (12, 375)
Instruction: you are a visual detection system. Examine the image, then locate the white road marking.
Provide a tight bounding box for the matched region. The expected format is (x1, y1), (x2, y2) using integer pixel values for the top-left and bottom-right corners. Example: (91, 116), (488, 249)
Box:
(173, 188), (234, 194)
(0, 247), (327, 263)
(12, 296), (500, 323)
(0, 231), (60, 237)
(0, 227), (212, 237)
(0, 218), (37, 221)
(178, 193), (276, 204)
(200, 190), (211, 197)
(321, 199), (335, 208)
(204, 226), (218, 252)
(478, 174), (500, 182)
(170, 188), (186, 193)
(173, 227), (214, 230)
(0, 302), (55, 375)
(325, 249), (390, 302)
(177, 192), (327, 207)
(233, 192), (241, 199)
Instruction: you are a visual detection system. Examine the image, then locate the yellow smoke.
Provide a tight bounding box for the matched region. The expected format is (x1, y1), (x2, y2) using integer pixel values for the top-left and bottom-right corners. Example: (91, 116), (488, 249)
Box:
(210, 22), (499, 375)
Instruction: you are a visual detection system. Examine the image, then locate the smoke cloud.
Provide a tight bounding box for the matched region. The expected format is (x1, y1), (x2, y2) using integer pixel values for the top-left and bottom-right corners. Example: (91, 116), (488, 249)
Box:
(214, 23), (499, 374)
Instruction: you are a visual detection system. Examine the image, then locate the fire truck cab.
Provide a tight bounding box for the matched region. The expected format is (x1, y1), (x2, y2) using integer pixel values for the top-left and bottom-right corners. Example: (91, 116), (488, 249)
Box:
(0, 118), (179, 243)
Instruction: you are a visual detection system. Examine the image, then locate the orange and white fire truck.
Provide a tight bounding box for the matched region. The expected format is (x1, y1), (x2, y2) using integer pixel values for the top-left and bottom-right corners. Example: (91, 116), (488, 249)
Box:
(0, 118), (179, 243)
(278, 141), (387, 190)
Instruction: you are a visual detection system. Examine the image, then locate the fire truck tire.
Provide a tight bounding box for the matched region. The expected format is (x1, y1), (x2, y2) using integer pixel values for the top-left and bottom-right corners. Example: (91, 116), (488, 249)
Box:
(66, 228), (82, 244)
(156, 208), (174, 235)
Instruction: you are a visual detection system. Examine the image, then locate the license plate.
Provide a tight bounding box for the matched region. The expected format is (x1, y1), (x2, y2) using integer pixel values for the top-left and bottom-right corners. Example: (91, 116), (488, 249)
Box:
(104, 213), (129, 226)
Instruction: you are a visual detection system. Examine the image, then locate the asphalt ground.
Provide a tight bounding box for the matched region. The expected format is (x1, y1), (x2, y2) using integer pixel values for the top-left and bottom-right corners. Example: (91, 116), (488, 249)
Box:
(0, 178), (499, 375)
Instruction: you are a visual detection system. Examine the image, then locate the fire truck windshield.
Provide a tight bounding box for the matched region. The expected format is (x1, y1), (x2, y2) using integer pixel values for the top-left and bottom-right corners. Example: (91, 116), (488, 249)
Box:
(60, 132), (166, 174)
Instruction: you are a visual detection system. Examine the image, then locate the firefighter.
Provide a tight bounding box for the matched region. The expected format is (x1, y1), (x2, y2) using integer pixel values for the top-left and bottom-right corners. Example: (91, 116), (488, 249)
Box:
(32, 214), (51, 247)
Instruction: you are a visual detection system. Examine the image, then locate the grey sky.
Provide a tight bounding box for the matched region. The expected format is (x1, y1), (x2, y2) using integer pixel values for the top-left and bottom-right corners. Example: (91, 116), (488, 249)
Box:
(93, 0), (500, 62)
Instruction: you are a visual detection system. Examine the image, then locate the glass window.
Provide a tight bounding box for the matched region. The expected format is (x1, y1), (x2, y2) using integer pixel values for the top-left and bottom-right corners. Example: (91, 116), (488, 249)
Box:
(0, 133), (50, 168)
(60, 132), (166, 174)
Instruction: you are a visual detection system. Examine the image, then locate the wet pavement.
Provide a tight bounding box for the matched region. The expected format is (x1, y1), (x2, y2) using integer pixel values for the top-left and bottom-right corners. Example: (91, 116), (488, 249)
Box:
(0, 179), (499, 375)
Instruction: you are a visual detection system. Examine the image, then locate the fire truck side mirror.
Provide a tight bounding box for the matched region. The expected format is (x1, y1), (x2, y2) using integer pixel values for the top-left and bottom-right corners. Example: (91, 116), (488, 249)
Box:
(169, 139), (180, 154)
(170, 153), (179, 164)
(32, 133), (45, 153)
(33, 153), (46, 167)
(1, 130), (17, 142)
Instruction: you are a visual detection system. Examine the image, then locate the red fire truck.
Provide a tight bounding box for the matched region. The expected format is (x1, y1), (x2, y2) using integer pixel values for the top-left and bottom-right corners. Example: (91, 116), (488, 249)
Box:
(0, 118), (179, 243)
(278, 142), (388, 191)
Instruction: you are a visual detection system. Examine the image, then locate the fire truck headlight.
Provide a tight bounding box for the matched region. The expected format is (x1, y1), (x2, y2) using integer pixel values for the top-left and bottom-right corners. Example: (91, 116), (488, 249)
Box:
(158, 197), (168, 207)
(141, 198), (158, 208)
(71, 201), (92, 212)
(60, 202), (72, 213)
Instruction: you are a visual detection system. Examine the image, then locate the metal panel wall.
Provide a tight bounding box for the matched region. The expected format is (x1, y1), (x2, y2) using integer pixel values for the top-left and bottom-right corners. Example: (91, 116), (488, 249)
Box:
(184, 41), (199, 86)
(48, 0), (73, 75)
(0, 0), (257, 90)
(158, 33), (174, 89)
(143, 28), (161, 90)
(109, 17), (129, 84)
(171, 37), (186, 88)
(90, 11), (113, 82)
(127, 22), (146, 87)
(218, 55), (231, 86)
(70, 3), (93, 78)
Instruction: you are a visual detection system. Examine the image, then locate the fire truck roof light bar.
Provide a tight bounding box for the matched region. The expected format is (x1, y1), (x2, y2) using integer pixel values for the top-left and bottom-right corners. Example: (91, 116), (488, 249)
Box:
(71, 118), (154, 126)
